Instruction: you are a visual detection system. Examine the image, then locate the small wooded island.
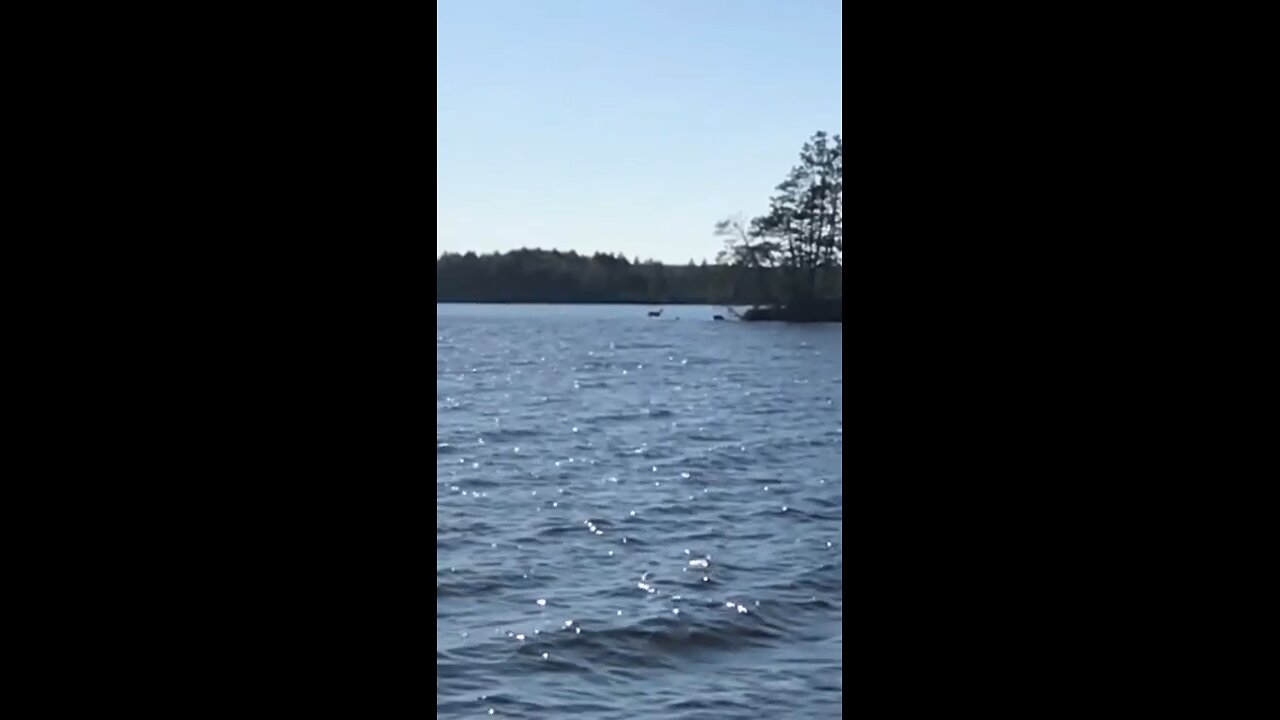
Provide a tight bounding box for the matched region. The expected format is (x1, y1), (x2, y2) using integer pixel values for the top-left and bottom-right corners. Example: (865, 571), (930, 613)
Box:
(437, 131), (841, 323)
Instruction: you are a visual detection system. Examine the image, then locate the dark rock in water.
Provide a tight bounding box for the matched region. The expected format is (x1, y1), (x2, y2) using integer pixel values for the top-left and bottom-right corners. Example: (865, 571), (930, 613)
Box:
(713, 315), (726, 321)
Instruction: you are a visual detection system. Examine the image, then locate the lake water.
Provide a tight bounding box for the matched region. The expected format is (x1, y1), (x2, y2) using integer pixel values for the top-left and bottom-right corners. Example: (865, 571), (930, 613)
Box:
(437, 304), (842, 718)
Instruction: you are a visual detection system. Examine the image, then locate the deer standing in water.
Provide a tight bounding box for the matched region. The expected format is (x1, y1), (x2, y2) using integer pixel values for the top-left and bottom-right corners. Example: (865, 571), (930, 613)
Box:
(647, 308), (663, 318)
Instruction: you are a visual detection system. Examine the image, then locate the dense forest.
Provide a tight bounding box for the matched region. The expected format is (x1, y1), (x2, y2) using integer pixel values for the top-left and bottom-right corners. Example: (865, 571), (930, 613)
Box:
(436, 249), (840, 305)
(437, 130), (842, 319)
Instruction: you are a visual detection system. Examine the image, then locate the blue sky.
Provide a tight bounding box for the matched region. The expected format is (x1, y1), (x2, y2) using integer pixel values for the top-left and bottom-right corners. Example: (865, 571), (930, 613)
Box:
(437, 0), (841, 264)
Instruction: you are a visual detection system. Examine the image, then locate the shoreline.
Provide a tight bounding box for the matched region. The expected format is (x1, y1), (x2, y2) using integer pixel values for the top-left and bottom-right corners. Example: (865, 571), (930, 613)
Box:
(436, 300), (843, 323)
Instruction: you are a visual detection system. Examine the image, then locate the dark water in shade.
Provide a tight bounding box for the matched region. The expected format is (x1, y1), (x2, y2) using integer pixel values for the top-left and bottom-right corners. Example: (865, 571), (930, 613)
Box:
(437, 304), (842, 719)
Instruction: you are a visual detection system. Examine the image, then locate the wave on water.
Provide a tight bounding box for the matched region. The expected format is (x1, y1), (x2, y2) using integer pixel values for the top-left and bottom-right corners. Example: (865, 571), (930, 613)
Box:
(437, 307), (842, 718)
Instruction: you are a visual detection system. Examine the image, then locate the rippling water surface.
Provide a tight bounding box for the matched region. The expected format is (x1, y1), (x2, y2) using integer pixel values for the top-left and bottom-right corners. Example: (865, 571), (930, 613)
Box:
(437, 304), (842, 718)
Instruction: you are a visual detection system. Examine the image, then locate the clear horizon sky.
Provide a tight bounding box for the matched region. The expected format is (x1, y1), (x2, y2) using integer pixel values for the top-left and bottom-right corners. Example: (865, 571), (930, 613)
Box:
(437, 0), (841, 265)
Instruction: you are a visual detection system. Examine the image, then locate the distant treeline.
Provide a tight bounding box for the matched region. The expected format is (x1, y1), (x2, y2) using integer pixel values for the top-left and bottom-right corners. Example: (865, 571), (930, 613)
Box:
(437, 248), (841, 305)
